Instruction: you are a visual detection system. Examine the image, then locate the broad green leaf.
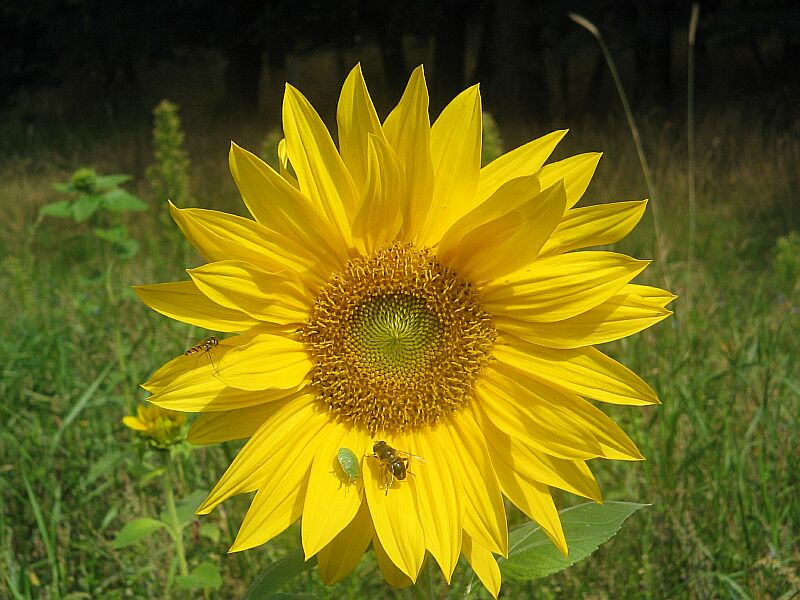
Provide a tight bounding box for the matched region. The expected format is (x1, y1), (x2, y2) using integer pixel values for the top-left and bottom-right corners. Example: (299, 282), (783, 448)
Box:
(72, 194), (102, 222)
(242, 550), (317, 599)
(39, 200), (73, 219)
(501, 501), (648, 581)
(112, 517), (167, 548)
(102, 188), (148, 212)
(176, 562), (222, 590)
(94, 173), (132, 191)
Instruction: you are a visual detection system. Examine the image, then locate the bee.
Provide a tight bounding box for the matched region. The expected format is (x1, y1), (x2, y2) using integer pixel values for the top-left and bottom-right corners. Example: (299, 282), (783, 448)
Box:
(370, 440), (425, 494)
(335, 447), (361, 486)
(184, 336), (220, 375)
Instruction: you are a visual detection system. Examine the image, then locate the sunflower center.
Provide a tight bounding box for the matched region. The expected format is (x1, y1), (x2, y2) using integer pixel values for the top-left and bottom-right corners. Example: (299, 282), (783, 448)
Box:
(302, 242), (496, 433)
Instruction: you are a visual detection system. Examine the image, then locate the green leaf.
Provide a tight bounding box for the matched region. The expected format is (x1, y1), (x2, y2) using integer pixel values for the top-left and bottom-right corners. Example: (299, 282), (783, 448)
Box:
(51, 182), (75, 193)
(71, 194), (102, 223)
(94, 225), (128, 244)
(501, 501), (649, 581)
(94, 173), (132, 191)
(112, 517), (167, 548)
(242, 550), (317, 599)
(102, 188), (148, 212)
(116, 238), (140, 260)
(39, 200), (73, 219)
(199, 522), (220, 543)
(176, 562), (222, 590)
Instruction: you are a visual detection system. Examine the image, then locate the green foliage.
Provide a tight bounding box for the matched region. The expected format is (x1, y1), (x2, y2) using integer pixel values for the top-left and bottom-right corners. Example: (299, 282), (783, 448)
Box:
(39, 167), (146, 259)
(112, 518), (167, 549)
(480, 112), (504, 166)
(242, 550), (317, 599)
(2, 110), (799, 599)
(259, 129), (284, 172)
(773, 230), (800, 293)
(176, 562), (223, 590)
(501, 502), (648, 581)
(147, 99), (191, 206)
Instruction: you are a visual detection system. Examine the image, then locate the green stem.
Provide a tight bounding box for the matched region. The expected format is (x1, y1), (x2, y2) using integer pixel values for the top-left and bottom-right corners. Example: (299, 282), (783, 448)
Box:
(165, 454), (189, 578)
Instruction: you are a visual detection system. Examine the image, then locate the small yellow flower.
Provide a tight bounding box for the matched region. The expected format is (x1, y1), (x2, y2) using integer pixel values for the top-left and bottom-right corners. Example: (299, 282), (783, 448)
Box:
(123, 404), (186, 448)
(135, 64), (673, 596)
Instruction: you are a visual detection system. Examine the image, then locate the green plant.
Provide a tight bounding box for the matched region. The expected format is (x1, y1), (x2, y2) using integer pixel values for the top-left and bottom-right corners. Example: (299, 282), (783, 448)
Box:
(147, 99), (191, 206)
(39, 166), (147, 259)
(481, 111), (504, 166)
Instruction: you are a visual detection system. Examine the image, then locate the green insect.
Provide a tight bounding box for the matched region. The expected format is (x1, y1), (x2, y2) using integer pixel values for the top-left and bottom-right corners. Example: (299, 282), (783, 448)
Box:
(336, 447), (361, 484)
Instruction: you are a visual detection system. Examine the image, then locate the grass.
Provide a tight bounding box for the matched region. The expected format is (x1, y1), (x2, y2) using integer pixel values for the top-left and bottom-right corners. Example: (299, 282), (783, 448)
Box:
(0, 101), (798, 599)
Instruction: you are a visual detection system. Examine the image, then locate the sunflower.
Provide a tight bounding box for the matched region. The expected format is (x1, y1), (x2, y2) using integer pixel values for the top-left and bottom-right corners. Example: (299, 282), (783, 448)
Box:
(123, 403), (186, 448)
(135, 64), (673, 596)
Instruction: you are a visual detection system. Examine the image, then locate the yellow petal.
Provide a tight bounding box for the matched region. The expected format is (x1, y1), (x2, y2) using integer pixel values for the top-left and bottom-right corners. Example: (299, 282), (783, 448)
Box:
(475, 370), (604, 460)
(316, 500), (373, 584)
(301, 423), (370, 558)
(536, 152), (602, 210)
(351, 135), (405, 254)
(539, 200), (648, 257)
(169, 202), (324, 284)
(482, 251), (650, 322)
(418, 84), (482, 246)
(363, 432), (425, 580)
(448, 411), (508, 557)
(122, 416), (147, 431)
(210, 333), (311, 391)
(437, 173), (540, 257)
(383, 66), (434, 241)
(476, 129), (567, 207)
(628, 283), (678, 308)
(142, 333), (255, 395)
(152, 381), (304, 413)
(187, 399), (291, 444)
(481, 416), (602, 501)
(198, 394), (324, 515)
(337, 63), (387, 190)
(229, 475), (309, 553)
(439, 181), (567, 283)
(187, 261), (311, 325)
(283, 84), (357, 240)
(489, 447), (568, 556)
(494, 286), (672, 349)
(373, 535), (414, 588)
(493, 363), (644, 461)
(133, 280), (259, 332)
(493, 334), (659, 406)
(462, 533), (501, 599)
(276, 138), (299, 188)
(409, 427), (462, 583)
(228, 142), (348, 268)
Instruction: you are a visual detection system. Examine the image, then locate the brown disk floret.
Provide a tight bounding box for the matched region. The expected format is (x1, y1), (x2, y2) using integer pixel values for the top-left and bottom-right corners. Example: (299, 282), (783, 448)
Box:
(302, 242), (496, 433)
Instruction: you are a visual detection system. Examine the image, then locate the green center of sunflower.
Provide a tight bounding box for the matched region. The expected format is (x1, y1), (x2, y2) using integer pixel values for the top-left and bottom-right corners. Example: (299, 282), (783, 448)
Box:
(302, 242), (496, 433)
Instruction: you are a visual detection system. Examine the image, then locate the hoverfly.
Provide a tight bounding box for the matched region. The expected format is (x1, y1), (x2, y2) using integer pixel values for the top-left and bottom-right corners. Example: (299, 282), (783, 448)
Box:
(370, 440), (425, 494)
(335, 447), (361, 486)
(184, 336), (220, 376)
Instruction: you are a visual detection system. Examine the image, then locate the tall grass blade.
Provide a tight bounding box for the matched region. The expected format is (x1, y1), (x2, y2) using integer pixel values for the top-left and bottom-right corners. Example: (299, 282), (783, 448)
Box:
(687, 4), (701, 313)
(569, 12), (670, 289)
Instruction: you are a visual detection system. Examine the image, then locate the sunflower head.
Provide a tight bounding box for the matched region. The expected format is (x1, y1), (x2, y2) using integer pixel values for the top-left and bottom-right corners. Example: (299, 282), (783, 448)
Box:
(123, 403), (186, 448)
(135, 63), (673, 597)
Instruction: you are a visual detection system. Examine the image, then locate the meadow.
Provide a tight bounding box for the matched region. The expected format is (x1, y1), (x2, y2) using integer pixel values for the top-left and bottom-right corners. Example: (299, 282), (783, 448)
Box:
(0, 97), (798, 599)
